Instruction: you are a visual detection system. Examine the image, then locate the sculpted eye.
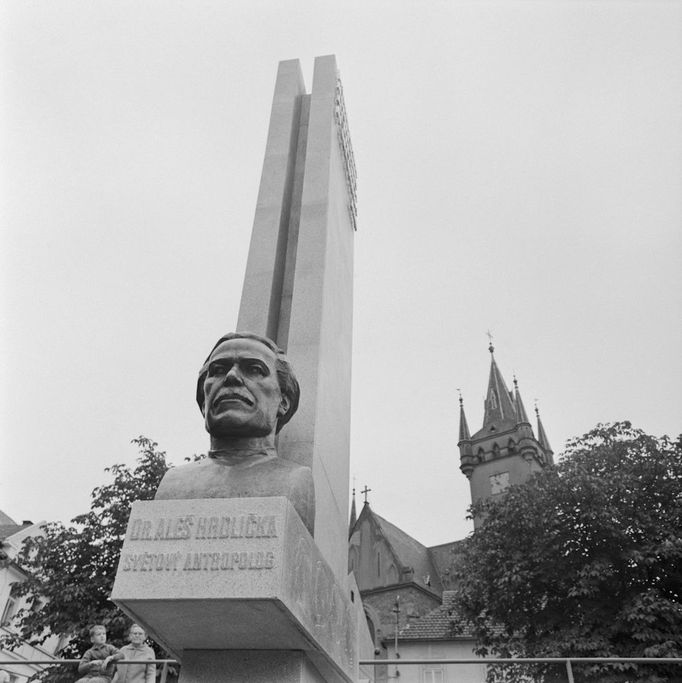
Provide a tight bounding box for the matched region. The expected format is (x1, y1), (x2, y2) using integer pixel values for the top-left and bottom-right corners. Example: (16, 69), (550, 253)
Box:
(208, 363), (228, 376)
(247, 363), (267, 376)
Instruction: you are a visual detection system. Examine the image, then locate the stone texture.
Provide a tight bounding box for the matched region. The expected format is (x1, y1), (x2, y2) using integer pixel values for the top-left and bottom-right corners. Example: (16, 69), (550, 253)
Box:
(237, 59), (306, 339)
(111, 497), (356, 682)
(279, 55), (355, 586)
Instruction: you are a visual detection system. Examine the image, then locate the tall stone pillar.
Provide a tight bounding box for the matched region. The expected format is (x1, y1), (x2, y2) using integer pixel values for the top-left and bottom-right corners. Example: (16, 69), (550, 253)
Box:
(237, 54), (357, 583)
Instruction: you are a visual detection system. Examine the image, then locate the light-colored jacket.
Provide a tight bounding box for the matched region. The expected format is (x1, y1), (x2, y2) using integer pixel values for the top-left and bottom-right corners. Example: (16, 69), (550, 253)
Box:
(112, 643), (156, 683)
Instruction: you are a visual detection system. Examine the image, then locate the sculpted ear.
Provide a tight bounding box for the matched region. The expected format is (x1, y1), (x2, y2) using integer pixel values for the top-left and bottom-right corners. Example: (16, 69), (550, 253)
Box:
(278, 393), (291, 417)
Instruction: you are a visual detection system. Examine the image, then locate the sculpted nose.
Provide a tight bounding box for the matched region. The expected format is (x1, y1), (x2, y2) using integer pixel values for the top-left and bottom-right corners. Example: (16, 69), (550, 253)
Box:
(224, 365), (244, 386)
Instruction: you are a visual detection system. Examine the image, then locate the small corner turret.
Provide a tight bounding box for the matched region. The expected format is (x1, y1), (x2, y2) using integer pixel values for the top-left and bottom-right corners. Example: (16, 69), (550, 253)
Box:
(458, 341), (553, 527)
(349, 487), (357, 538)
(457, 391), (476, 478)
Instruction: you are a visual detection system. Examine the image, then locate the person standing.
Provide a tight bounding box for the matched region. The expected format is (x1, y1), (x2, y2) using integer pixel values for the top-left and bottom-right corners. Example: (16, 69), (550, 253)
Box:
(76, 625), (122, 682)
(112, 624), (156, 683)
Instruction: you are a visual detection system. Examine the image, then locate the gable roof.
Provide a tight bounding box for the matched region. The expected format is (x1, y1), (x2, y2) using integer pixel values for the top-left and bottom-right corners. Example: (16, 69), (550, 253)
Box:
(372, 510), (443, 594)
(427, 539), (466, 589)
(352, 503), (443, 595)
(397, 590), (475, 641)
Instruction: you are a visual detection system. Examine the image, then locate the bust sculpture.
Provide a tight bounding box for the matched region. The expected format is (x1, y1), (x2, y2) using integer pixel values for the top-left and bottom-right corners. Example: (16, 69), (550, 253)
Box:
(155, 332), (315, 535)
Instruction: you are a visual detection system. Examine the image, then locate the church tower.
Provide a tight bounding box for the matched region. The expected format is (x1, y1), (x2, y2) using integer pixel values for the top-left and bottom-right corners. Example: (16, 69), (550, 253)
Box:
(458, 342), (553, 527)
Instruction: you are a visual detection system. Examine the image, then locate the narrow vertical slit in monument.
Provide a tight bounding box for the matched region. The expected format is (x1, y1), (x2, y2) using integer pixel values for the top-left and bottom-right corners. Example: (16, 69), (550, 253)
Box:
(266, 93), (304, 344)
(276, 93), (310, 351)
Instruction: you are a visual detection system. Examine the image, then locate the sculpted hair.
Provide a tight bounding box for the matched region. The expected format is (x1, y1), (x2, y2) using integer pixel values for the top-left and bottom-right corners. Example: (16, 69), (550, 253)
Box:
(196, 332), (300, 433)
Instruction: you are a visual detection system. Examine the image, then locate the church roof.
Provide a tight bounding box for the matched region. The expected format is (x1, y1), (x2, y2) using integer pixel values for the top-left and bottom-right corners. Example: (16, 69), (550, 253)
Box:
(397, 590), (475, 641)
(513, 377), (530, 424)
(372, 511), (443, 594)
(427, 540), (466, 588)
(349, 489), (357, 537)
(536, 405), (553, 454)
(458, 397), (471, 442)
(475, 344), (518, 437)
(355, 504), (443, 595)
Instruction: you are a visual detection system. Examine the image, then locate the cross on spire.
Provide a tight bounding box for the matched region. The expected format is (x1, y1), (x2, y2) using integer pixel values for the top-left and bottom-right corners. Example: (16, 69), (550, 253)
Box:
(361, 485), (372, 504)
(486, 329), (495, 353)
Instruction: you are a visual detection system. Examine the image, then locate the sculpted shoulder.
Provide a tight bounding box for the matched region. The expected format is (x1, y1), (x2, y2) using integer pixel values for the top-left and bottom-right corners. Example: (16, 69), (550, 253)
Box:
(154, 456), (312, 499)
(154, 455), (314, 535)
(155, 459), (212, 499)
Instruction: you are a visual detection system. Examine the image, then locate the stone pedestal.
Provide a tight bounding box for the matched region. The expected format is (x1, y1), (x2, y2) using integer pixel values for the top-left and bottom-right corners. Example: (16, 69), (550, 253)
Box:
(111, 498), (358, 682)
(178, 650), (324, 683)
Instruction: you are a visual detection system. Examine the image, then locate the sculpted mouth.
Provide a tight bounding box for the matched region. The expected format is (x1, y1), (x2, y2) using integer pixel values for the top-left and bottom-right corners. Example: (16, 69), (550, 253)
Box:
(215, 393), (254, 407)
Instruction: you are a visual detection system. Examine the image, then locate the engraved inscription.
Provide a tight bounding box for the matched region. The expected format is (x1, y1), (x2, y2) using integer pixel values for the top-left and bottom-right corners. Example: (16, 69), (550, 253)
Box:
(120, 550), (276, 572)
(122, 513), (279, 573)
(128, 514), (278, 541)
(334, 74), (358, 232)
(182, 551), (275, 571)
(121, 552), (184, 572)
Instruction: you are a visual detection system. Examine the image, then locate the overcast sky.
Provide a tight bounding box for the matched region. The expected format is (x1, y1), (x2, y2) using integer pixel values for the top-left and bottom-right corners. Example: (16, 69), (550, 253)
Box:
(1, 1), (680, 546)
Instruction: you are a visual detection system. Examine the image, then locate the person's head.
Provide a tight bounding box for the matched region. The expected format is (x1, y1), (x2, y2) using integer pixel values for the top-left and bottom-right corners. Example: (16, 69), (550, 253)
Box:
(196, 333), (300, 439)
(89, 625), (106, 645)
(128, 624), (147, 645)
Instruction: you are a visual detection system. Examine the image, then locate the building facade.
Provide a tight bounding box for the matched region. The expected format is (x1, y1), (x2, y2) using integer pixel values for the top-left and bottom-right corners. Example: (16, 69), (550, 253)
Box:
(0, 512), (61, 683)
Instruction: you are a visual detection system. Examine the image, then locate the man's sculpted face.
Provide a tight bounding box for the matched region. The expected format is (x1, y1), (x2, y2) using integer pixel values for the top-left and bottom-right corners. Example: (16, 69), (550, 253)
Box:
(202, 338), (289, 439)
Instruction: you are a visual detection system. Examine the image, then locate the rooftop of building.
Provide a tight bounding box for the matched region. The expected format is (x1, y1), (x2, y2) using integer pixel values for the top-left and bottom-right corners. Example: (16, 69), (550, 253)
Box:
(396, 590), (476, 641)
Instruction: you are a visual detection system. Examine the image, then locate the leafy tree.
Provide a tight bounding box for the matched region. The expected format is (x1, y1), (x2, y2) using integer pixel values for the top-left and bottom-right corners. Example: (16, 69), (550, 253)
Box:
(1, 437), (176, 682)
(452, 422), (682, 683)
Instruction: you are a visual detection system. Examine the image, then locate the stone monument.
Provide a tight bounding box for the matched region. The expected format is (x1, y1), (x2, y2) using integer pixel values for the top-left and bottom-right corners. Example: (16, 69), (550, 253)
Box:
(111, 56), (371, 682)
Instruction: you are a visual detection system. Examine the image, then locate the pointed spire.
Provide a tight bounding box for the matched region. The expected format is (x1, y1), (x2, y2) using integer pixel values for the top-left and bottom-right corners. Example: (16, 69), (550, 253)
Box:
(513, 375), (531, 425)
(349, 487), (357, 537)
(482, 342), (516, 428)
(535, 402), (553, 455)
(458, 390), (471, 442)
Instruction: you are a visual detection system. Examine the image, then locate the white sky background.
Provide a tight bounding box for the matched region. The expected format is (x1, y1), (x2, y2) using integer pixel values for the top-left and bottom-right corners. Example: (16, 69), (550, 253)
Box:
(1, 1), (680, 546)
